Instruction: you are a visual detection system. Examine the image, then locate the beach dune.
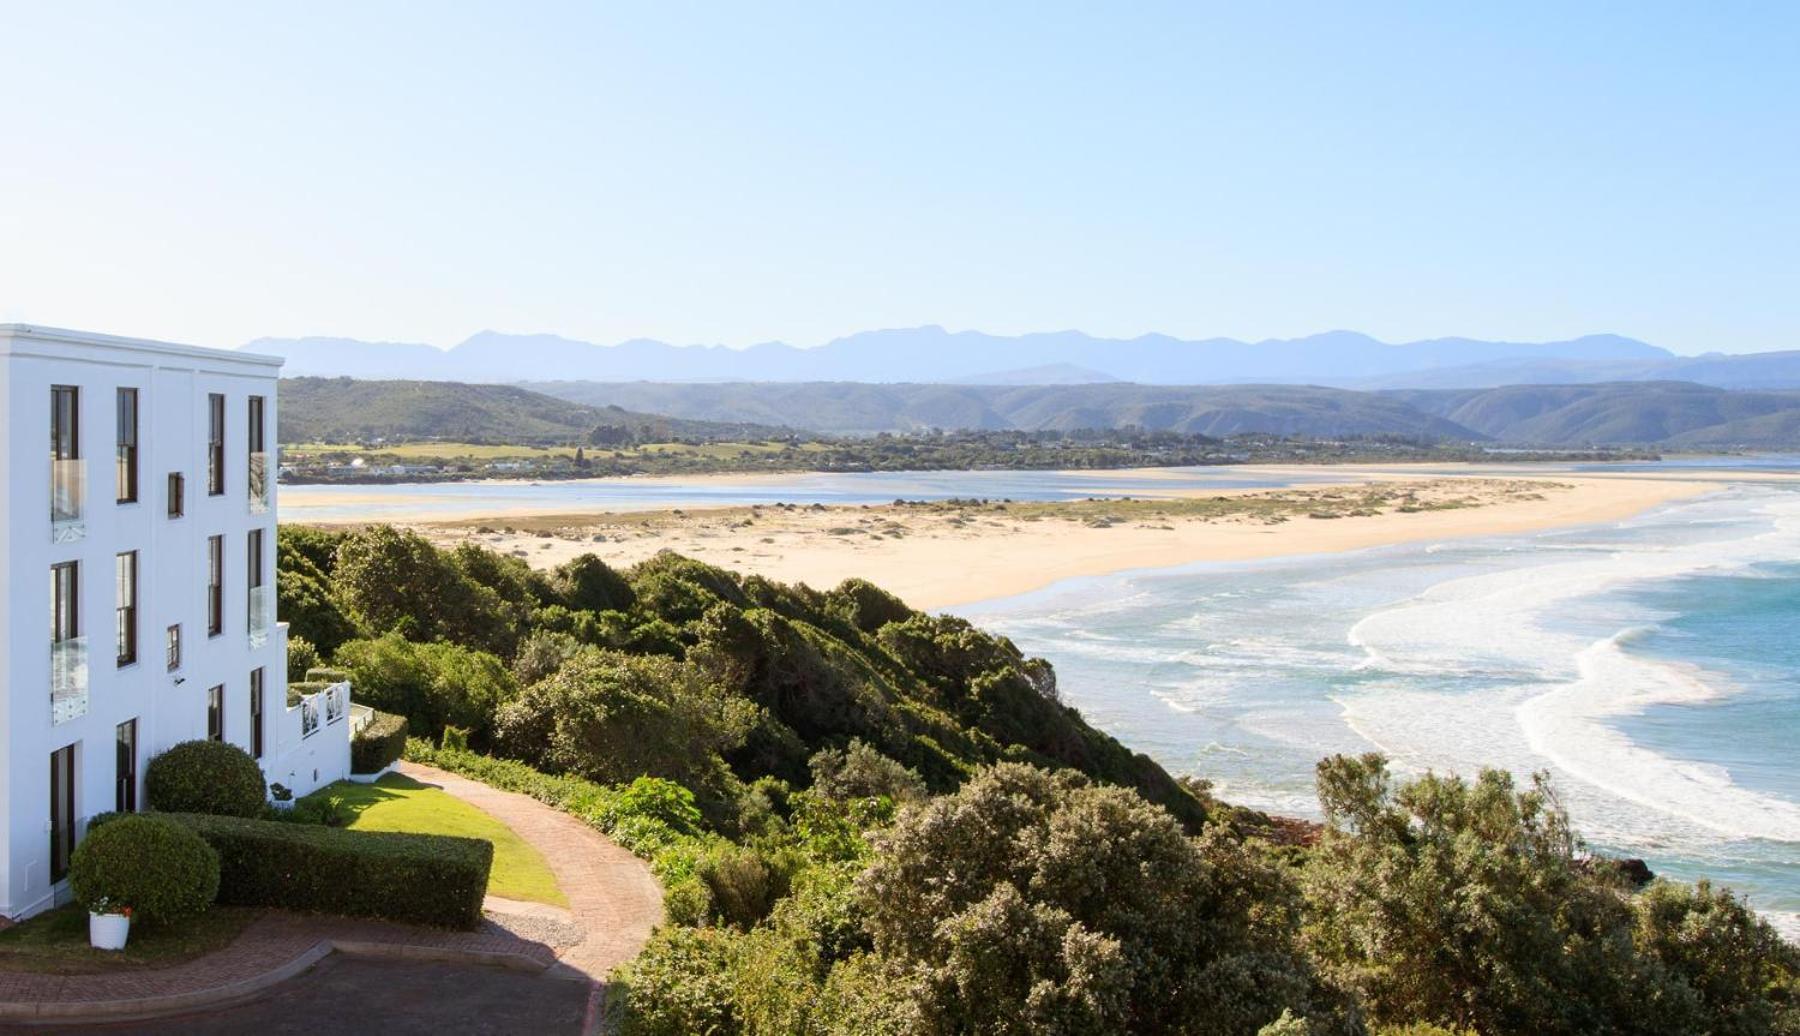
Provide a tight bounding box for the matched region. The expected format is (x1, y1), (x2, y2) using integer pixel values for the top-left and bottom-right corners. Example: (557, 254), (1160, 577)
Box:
(316, 472), (1710, 611)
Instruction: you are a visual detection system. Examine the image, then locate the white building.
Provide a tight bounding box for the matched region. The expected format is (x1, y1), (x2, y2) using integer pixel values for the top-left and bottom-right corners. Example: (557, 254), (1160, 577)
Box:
(0, 325), (353, 921)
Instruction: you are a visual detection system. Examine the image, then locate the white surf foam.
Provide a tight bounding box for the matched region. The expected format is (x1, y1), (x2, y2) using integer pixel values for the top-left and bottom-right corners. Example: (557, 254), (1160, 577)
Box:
(1517, 633), (1800, 844)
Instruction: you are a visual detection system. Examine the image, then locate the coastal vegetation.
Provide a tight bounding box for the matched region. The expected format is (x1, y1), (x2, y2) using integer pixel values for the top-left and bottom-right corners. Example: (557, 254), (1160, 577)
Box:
(278, 524), (1800, 1034)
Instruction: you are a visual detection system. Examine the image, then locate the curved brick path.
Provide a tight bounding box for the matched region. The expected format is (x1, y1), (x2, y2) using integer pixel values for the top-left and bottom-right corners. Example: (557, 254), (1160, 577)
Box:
(397, 761), (664, 981)
(0, 764), (663, 1029)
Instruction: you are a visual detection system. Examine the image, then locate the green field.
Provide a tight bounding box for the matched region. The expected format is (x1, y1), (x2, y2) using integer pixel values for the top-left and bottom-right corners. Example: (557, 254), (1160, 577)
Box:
(304, 773), (568, 907)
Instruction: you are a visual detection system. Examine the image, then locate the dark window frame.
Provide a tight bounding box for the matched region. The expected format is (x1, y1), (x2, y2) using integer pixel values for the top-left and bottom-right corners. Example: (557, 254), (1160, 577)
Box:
(207, 393), (225, 496)
(52, 560), (80, 644)
(167, 472), (185, 518)
(207, 535), (224, 637)
(50, 745), (76, 883)
(116, 719), (138, 813)
(116, 387), (138, 504)
(167, 624), (182, 672)
(207, 685), (224, 742)
(115, 550), (137, 667)
(250, 668), (265, 759)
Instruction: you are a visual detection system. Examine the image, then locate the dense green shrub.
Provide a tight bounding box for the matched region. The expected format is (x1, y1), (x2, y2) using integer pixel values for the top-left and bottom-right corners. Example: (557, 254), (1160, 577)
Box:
(145, 740), (268, 817)
(351, 709), (410, 774)
(493, 647), (756, 790)
(277, 526), (358, 655)
(808, 740), (926, 803)
(332, 525), (522, 656)
(69, 815), (220, 926)
(614, 926), (741, 1036)
(305, 666), (350, 684)
(855, 762), (1349, 1035)
(694, 842), (793, 929)
(554, 553), (636, 613)
(1301, 753), (1800, 1036)
(826, 577), (913, 633)
(286, 635), (320, 682)
(335, 632), (516, 743)
(167, 812), (492, 928)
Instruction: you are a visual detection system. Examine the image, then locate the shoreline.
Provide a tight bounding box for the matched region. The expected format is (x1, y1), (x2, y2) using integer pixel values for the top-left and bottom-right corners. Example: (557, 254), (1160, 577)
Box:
(350, 474), (1714, 611)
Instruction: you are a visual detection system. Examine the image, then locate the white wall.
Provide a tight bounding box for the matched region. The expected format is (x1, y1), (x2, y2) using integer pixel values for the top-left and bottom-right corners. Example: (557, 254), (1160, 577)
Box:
(0, 326), (348, 920)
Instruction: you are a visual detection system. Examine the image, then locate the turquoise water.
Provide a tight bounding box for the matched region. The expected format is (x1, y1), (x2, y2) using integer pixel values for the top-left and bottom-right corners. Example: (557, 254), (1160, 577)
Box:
(967, 483), (1800, 938)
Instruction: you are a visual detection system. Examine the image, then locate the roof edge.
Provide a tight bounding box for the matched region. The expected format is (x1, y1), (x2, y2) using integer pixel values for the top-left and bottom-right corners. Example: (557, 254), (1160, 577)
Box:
(0, 324), (285, 368)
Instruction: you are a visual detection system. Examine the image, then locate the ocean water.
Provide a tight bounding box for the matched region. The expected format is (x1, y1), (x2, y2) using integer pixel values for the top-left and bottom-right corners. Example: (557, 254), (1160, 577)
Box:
(966, 482), (1800, 938)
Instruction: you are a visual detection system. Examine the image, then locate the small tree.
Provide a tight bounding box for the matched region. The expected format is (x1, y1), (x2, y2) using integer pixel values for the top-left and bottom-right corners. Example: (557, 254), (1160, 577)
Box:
(71, 815), (220, 926)
(145, 740), (268, 817)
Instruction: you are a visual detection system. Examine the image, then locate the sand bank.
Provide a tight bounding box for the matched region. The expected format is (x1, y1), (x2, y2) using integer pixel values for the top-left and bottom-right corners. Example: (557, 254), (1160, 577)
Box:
(368, 475), (1711, 611)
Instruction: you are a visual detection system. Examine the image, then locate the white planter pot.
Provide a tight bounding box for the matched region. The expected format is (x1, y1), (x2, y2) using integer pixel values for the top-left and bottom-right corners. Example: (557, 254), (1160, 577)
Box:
(89, 911), (130, 950)
(270, 798), (295, 811)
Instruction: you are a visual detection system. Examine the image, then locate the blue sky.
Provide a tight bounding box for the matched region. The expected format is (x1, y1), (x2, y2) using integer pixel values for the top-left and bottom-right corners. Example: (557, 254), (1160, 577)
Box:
(1, 2), (1794, 354)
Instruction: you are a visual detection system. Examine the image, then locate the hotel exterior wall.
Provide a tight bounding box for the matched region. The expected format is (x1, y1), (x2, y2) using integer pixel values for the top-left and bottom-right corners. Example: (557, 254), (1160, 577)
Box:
(0, 326), (325, 919)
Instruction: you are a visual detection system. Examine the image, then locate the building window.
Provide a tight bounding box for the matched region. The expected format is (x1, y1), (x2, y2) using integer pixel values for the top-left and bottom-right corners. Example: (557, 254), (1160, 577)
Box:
(50, 745), (76, 883)
(51, 561), (86, 724)
(168, 472), (185, 518)
(167, 624), (182, 671)
(250, 668), (265, 759)
(115, 551), (138, 667)
(116, 388), (138, 503)
(247, 528), (267, 644)
(247, 395), (269, 512)
(207, 535), (224, 637)
(207, 685), (224, 741)
(207, 393), (225, 495)
(116, 719), (138, 813)
(51, 386), (83, 539)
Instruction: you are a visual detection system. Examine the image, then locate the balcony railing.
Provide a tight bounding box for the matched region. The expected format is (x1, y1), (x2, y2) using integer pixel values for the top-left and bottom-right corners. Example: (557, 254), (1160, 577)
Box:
(300, 696), (320, 739)
(51, 636), (89, 725)
(51, 459), (85, 543)
(248, 584), (272, 648)
(324, 682), (347, 726)
(248, 451), (270, 514)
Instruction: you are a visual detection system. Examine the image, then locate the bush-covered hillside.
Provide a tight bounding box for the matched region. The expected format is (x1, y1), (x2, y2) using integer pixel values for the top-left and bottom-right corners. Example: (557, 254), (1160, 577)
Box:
(277, 525), (1208, 831)
(279, 525), (1800, 1034)
(279, 377), (789, 445)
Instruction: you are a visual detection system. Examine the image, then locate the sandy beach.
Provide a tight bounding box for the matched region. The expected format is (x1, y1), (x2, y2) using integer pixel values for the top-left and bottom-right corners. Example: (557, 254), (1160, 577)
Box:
(308, 472), (1714, 611)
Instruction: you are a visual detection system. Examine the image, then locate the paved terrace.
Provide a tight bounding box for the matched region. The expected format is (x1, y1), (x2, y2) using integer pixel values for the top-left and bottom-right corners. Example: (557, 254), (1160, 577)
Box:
(0, 762), (663, 1031)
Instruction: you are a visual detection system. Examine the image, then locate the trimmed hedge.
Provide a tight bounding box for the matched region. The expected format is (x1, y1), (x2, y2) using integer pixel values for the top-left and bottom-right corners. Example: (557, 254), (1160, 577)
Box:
(70, 814), (220, 926)
(145, 740), (268, 817)
(351, 709), (410, 774)
(165, 812), (493, 929)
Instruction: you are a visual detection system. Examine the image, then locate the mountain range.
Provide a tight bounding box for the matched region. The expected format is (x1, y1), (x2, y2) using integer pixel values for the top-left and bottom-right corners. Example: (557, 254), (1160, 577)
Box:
(240, 327), (1800, 389)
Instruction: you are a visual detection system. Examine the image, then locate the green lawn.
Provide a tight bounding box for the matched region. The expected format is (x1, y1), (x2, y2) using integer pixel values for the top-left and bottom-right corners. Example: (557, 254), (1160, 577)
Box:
(303, 774), (568, 908)
(0, 905), (258, 975)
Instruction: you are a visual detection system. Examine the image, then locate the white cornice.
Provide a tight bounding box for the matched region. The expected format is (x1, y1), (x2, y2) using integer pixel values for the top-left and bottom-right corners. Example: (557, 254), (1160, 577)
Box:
(0, 324), (285, 371)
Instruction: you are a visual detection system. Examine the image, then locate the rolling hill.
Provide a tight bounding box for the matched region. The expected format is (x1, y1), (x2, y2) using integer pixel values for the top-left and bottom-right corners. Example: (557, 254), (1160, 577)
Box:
(277, 377), (790, 444)
(1388, 383), (1800, 447)
(522, 381), (1484, 439)
(276, 376), (1800, 449)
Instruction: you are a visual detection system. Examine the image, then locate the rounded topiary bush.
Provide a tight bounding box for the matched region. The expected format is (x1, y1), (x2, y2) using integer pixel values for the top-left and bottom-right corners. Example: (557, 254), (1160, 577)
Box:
(145, 740), (268, 817)
(70, 815), (220, 925)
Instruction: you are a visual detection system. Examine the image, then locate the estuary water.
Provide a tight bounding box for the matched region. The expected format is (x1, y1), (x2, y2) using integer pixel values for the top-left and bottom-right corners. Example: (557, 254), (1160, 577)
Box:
(279, 465), (1334, 523)
(965, 479), (1800, 938)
